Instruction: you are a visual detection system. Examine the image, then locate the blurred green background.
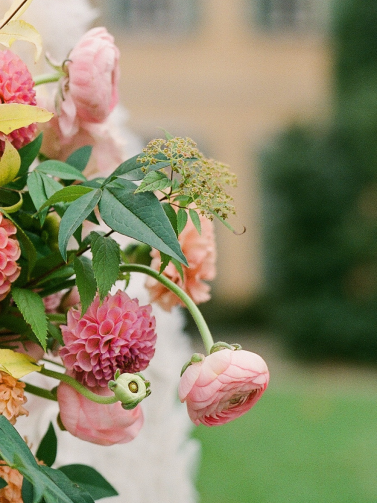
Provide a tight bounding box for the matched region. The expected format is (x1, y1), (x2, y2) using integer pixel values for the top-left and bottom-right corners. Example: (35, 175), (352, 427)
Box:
(98, 0), (377, 500)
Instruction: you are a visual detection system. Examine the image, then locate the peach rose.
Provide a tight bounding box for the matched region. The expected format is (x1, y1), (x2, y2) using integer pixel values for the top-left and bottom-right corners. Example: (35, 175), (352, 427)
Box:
(146, 213), (216, 311)
(57, 380), (144, 446)
(179, 348), (269, 426)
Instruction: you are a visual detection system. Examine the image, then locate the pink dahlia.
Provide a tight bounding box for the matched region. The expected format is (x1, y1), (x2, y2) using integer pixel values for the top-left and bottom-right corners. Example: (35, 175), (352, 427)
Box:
(179, 348), (269, 426)
(59, 290), (157, 388)
(0, 213), (21, 301)
(146, 212), (216, 311)
(0, 50), (37, 154)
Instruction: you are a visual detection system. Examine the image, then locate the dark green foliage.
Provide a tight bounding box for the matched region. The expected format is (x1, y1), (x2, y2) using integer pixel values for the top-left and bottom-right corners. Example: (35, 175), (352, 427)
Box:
(259, 0), (377, 362)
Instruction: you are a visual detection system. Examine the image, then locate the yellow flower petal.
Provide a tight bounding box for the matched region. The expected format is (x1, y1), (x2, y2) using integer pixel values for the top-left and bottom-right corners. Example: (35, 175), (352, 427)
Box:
(0, 0), (35, 27)
(0, 140), (21, 187)
(0, 20), (42, 61)
(0, 103), (53, 134)
(0, 349), (41, 379)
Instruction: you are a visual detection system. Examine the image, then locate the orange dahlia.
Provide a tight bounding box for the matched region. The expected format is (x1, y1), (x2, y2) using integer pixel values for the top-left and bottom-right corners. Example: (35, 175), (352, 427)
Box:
(0, 462), (23, 503)
(0, 371), (28, 425)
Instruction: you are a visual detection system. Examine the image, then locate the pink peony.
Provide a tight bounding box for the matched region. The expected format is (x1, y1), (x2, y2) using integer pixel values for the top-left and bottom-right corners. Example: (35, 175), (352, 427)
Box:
(0, 50), (37, 154)
(57, 380), (143, 445)
(179, 348), (269, 426)
(0, 213), (21, 301)
(145, 213), (216, 311)
(58, 27), (120, 137)
(59, 290), (157, 388)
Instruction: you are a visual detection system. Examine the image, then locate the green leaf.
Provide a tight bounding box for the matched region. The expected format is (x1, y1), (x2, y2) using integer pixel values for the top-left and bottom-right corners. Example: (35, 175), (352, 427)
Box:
(0, 417), (94, 503)
(90, 232), (120, 300)
(12, 287), (48, 350)
(189, 208), (201, 234)
(177, 207), (188, 235)
(134, 170), (172, 193)
(37, 160), (87, 181)
(28, 170), (47, 211)
(0, 477), (7, 489)
(41, 173), (64, 198)
(66, 146), (92, 172)
(8, 133), (43, 191)
(99, 179), (187, 265)
(36, 423), (57, 467)
(58, 189), (102, 261)
(38, 185), (94, 212)
(162, 203), (178, 235)
(18, 133), (43, 173)
(58, 465), (118, 501)
(40, 466), (95, 503)
(103, 153), (171, 183)
(47, 322), (63, 345)
(74, 256), (97, 314)
(21, 478), (34, 503)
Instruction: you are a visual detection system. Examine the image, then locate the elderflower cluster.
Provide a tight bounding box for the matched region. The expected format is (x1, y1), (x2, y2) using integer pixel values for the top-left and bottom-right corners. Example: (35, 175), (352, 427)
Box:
(138, 137), (238, 219)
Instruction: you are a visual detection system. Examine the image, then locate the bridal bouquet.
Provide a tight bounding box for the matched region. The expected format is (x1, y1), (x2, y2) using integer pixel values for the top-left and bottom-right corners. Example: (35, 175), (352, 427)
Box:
(0, 1), (269, 501)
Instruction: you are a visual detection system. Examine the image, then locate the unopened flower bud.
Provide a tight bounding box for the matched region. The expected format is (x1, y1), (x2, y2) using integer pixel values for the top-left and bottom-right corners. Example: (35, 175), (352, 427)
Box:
(108, 372), (151, 410)
(180, 353), (205, 376)
(210, 341), (242, 353)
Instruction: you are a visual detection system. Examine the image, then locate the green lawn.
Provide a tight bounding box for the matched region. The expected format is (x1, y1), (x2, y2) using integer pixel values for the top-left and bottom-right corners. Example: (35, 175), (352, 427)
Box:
(193, 361), (377, 503)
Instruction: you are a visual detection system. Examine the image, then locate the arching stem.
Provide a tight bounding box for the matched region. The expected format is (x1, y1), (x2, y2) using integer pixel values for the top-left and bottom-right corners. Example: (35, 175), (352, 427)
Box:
(119, 263), (214, 354)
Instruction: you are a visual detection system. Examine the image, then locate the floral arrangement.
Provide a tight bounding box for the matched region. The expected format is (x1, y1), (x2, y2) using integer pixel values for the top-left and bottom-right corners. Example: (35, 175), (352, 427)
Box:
(0, 1), (269, 501)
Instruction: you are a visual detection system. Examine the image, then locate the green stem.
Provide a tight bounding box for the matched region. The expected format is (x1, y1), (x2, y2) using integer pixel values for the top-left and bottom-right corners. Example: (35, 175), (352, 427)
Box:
(34, 72), (63, 86)
(23, 382), (57, 402)
(39, 367), (118, 405)
(119, 263), (214, 354)
(46, 313), (66, 324)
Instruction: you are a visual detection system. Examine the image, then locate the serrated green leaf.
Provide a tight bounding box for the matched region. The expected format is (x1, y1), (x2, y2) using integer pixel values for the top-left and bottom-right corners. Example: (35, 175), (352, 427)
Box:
(58, 464), (118, 500)
(189, 208), (201, 234)
(37, 160), (87, 181)
(135, 170), (172, 193)
(74, 256), (97, 314)
(58, 189), (102, 261)
(11, 287), (48, 350)
(36, 423), (57, 467)
(99, 179), (187, 265)
(66, 146), (92, 172)
(90, 232), (120, 300)
(177, 207), (188, 235)
(38, 185), (94, 212)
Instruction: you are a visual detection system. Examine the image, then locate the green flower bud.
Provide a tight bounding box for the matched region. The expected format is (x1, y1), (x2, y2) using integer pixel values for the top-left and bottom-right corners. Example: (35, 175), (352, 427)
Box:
(108, 372), (151, 410)
(180, 353), (205, 376)
(210, 342), (243, 353)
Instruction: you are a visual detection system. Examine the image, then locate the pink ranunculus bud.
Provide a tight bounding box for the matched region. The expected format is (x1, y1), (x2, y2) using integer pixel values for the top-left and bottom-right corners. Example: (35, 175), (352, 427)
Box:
(146, 212), (216, 311)
(179, 348), (269, 426)
(59, 27), (120, 136)
(0, 50), (38, 154)
(0, 213), (21, 301)
(59, 290), (157, 388)
(57, 380), (144, 445)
